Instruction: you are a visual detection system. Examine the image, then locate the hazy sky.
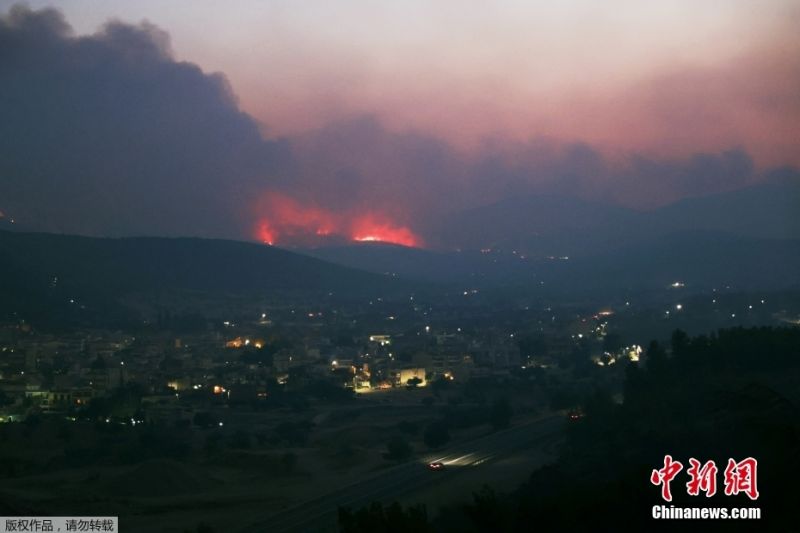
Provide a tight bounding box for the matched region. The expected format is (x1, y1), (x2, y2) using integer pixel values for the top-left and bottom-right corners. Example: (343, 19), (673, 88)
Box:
(11, 0), (798, 161)
(1, 1), (798, 247)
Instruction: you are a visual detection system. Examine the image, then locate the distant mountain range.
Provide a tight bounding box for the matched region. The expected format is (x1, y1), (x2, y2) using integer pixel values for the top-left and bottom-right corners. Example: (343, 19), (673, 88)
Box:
(306, 232), (800, 292)
(435, 177), (800, 254)
(639, 178), (800, 239)
(306, 179), (800, 290)
(437, 194), (638, 256)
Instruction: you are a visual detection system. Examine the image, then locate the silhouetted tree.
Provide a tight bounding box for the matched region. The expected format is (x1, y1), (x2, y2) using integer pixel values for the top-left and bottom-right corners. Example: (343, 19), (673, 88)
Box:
(670, 328), (689, 357)
(644, 340), (668, 375)
(463, 486), (512, 532)
(339, 502), (430, 533)
(406, 376), (423, 389)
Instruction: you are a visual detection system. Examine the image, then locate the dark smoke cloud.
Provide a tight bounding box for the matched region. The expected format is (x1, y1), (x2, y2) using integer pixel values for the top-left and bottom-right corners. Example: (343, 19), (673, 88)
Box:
(287, 119), (764, 218)
(0, 4), (288, 238)
(0, 5), (792, 249)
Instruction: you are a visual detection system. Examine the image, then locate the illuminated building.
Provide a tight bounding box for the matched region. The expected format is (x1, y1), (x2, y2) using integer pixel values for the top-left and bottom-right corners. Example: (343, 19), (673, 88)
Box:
(397, 367), (427, 387)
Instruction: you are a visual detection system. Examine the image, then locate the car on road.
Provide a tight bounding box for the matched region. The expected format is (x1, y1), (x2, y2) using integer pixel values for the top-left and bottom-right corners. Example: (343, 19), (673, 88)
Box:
(427, 461), (445, 471)
(567, 409), (584, 421)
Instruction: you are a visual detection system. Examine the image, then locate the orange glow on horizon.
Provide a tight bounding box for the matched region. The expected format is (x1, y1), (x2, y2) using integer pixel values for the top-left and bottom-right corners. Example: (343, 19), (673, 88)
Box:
(254, 192), (422, 248)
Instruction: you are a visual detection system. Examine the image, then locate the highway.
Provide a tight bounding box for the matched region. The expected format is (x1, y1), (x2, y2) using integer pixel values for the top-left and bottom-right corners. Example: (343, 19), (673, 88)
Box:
(236, 414), (565, 533)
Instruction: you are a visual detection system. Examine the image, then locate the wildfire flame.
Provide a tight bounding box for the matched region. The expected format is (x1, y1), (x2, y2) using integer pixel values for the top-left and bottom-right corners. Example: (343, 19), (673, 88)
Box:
(254, 192), (422, 248)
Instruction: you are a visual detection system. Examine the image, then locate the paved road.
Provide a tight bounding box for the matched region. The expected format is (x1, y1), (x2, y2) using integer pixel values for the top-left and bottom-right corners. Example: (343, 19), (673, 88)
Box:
(236, 415), (565, 533)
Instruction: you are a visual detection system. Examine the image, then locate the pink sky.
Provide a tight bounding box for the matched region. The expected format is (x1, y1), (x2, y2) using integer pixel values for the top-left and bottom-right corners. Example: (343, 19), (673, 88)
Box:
(12, 0), (800, 167)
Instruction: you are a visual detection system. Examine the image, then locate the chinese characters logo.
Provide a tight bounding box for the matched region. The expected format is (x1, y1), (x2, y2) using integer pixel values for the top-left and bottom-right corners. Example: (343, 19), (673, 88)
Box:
(650, 456), (759, 501)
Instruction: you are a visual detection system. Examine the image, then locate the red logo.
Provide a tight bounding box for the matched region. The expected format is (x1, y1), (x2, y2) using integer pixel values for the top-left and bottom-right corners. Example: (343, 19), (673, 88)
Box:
(686, 458), (718, 497)
(651, 456), (759, 501)
(723, 457), (759, 500)
(650, 455), (683, 502)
